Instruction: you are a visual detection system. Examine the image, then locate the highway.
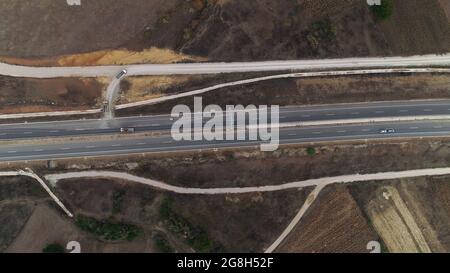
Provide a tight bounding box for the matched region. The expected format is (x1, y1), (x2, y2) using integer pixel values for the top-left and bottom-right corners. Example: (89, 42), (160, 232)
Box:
(1, 54), (450, 78)
(1, 100), (450, 140)
(1, 119), (450, 162)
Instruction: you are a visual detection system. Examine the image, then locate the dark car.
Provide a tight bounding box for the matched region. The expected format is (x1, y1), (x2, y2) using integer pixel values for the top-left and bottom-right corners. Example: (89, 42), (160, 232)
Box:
(120, 127), (135, 133)
(116, 69), (128, 79)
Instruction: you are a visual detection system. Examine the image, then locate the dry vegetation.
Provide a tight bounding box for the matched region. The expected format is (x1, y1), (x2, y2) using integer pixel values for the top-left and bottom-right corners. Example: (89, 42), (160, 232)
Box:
(2, 48), (205, 67)
(118, 75), (192, 104)
(439, 0), (450, 20)
(0, 76), (106, 114)
(377, 0), (450, 55)
(117, 73), (450, 116)
(4, 138), (450, 252)
(1, 176), (310, 253)
(277, 185), (379, 253)
(349, 176), (450, 253)
(1, 0), (448, 63)
(366, 186), (432, 253)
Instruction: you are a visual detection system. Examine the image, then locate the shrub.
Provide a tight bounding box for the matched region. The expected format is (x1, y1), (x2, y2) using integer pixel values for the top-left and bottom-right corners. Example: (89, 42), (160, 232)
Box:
(75, 215), (142, 241)
(112, 190), (125, 214)
(307, 147), (316, 156)
(371, 0), (394, 20)
(159, 198), (222, 252)
(305, 19), (336, 50)
(153, 233), (173, 253)
(42, 243), (65, 253)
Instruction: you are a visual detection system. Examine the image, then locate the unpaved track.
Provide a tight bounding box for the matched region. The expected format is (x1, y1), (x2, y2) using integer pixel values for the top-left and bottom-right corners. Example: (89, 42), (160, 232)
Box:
(45, 167), (450, 194)
(264, 184), (326, 253)
(0, 170), (73, 217)
(1, 54), (450, 78)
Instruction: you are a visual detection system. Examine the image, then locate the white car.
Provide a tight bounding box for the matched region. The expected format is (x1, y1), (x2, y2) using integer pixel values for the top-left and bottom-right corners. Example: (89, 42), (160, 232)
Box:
(379, 128), (396, 134)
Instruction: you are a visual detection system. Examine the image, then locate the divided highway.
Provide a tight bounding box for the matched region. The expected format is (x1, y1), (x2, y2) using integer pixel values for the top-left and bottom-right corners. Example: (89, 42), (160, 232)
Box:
(1, 54), (450, 161)
(1, 100), (450, 140)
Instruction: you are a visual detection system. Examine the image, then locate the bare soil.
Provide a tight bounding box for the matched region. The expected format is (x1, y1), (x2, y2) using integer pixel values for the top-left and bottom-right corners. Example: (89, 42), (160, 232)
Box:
(378, 0), (450, 56)
(349, 176), (450, 253)
(5, 203), (156, 253)
(0, 176), (49, 251)
(54, 178), (310, 252)
(0, 0), (180, 58)
(1, 0), (448, 62)
(0, 201), (35, 251)
(117, 73), (450, 116)
(117, 71), (284, 105)
(0, 76), (105, 114)
(166, 188), (310, 252)
(4, 138), (450, 252)
(277, 184), (379, 253)
(439, 0), (450, 20)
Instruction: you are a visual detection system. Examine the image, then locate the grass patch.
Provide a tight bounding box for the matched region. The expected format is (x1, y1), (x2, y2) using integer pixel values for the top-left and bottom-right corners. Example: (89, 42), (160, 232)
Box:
(159, 198), (222, 253)
(371, 0), (394, 21)
(153, 233), (173, 253)
(307, 147), (316, 156)
(306, 19), (336, 51)
(42, 243), (65, 253)
(75, 215), (143, 241)
(112, 189), (125, 215)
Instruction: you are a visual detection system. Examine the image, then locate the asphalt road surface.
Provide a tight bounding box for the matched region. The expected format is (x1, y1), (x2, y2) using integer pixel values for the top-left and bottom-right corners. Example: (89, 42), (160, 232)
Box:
(0, 100), (450, 140)
(1, 119), (450, 162)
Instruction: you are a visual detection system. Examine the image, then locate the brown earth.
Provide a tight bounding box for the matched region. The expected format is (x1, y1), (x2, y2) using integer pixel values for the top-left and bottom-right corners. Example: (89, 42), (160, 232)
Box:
(0, 76), (106, 114)
(1, 48), (205, 67)
(117, 71), (282, 104)
(165, 188), (310, 252)
(5, 203), (156, 253)
(0, 171), (310, 253)
(277, 184), (379, 253)
(439, 0), (450, 20)
(4, 138), (450, 252)
(173, 0), (390, 60)
(117, 73), (450, 116)
(378, 0), (450, 56)
(54, 178), (310, 253)
(0, 176), (49, 252)
(0, 0), (180, 58)
(349, 176), (450, 253)
(1, 0), (448, 62)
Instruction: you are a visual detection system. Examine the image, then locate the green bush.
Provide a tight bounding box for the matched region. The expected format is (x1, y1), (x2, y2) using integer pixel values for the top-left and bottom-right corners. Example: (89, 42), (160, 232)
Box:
(42, 243), (65, 253)
(307, 147), (316, 156)
(306, 19), (337, 50)
(153, 234), (173, 253)
(371, 0), (394, 20)
(75, 215), (142, 241)
(159, 198), (222, 252)
(112, 190), (125, 214)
